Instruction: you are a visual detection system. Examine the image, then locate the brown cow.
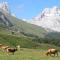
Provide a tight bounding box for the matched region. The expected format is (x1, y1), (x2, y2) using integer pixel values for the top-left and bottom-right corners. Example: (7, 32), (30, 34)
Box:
(45, 48), (58, 56)
(6, 47), (17, 55)
(0, 44), (17, 55)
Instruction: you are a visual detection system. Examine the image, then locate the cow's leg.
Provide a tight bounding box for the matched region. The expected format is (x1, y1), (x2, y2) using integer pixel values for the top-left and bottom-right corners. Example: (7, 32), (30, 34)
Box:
(49, 53), (51, 56)
(56, 52), (58, 56)
(7, 52), (9, 55)
(54, 53), (55, 56)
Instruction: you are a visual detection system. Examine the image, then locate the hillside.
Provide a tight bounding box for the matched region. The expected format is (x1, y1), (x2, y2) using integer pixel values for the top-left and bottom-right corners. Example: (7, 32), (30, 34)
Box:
(0, 10), (47, 38)
(8, 15), (47, 38)
(0, 2), (60, 49)
(0, 6), (60, 48)
(0, 2), (48, 49)
(0, 2), (47, 38)
(0, 12), (47, 48)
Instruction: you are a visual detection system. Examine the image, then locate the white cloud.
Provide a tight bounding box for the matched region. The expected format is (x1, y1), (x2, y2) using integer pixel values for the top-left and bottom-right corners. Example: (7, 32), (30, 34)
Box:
(12, 13), (16, 17)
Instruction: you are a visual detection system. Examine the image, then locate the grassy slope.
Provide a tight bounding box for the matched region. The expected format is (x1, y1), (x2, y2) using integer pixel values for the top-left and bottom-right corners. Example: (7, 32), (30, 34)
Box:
(45, 32), (60, 39)
(0, 16), (60, 60)
(0, 15), (47, 48)
(0, 15), (60, 48)
(0, 48), (60, 60)
(8, 16), (47, 38)
(0, 34), (37, 48)
(0, 26), (59, 49)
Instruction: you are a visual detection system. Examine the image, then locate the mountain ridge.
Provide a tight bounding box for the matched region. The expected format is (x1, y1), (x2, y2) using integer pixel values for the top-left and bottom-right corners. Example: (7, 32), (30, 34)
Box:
(29, 6), (60, 32)
(0, 2), (60, 39)
(0, 2), (47, 38)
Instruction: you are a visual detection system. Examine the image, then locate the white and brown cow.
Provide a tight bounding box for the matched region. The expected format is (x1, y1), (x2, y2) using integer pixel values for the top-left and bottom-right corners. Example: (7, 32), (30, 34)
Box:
(45, 48), (58, 56)
(6, 47), (17, 55)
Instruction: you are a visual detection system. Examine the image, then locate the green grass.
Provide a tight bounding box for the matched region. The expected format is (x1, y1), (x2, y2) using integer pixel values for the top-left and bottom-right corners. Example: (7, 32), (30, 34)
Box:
(0, 18), (60, 60)
(0, 33), (41, 48)
(8, 16), (47, 38)
(0, 26), (60, 60)
(0, 48), (60, 60)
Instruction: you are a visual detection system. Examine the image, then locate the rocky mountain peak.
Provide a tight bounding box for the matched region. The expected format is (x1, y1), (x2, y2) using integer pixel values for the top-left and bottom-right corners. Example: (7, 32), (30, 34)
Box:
(29, 6), (60, 32)
(0, 2), (13, 27)
(0, 2), (10, 14)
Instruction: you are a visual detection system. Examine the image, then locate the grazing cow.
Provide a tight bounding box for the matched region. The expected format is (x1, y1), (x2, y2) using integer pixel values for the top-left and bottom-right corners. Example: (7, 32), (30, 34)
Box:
(45, 48), (58, 56)
(6, 48), (17, 55)
(0, 44), (18, 55)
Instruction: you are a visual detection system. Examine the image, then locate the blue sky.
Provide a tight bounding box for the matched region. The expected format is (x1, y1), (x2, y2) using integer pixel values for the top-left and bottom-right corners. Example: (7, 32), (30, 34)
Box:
(0, 0), (60, 19)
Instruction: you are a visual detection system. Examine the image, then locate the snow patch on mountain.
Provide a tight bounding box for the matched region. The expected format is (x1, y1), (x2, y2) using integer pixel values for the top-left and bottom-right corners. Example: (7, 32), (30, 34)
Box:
(0, 2), (13, 27)
(29, 6), (60, 32)
(0, 2), (10, 14)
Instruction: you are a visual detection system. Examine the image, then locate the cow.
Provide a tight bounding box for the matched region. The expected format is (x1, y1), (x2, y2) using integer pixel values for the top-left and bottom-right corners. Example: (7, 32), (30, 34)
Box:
(6, 47), (17, 55)
(45, 48), (58, 56)
(0, 44), (18, 55)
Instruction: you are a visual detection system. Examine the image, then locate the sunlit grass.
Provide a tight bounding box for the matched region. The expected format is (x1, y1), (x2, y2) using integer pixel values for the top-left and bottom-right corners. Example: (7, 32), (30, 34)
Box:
(0, 48), (59, 60)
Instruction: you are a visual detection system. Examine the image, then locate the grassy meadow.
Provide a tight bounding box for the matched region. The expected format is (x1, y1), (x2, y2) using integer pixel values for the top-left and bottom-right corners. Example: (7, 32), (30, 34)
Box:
(0, 48), (60, 60)
(0, 6), (60, 60)
(0, 26), (60, 60)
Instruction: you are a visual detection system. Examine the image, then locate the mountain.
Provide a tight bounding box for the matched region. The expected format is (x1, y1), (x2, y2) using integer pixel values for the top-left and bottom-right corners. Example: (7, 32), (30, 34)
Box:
(0, 2), (13, 27)
(1, 2), (60, 40)
(0, 2), (47, 38)
(7, 16), (47, 38)
(29, 6), (60, 32)
(0, 2), (60, 48)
